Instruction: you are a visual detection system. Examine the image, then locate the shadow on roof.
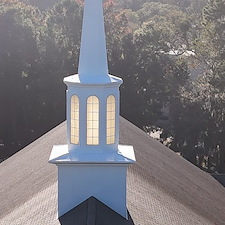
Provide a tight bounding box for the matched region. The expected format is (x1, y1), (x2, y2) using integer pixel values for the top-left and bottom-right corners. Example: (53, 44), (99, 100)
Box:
(59, 196), (135, 225)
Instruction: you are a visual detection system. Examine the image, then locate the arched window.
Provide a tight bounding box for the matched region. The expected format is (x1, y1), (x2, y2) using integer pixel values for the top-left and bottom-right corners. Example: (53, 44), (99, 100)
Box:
(106, 95), (115, 144)
(87, 96), (99, 145)
(71, 95), (79, 144)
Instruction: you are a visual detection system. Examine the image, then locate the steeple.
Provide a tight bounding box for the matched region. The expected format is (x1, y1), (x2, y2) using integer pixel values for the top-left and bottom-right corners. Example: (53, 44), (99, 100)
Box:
(78, 0), (110, 83)
(49, 0), (136, 219)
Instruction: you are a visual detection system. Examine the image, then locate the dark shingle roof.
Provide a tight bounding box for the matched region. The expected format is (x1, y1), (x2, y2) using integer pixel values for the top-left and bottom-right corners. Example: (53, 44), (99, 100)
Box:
(0, 117), (225, 225)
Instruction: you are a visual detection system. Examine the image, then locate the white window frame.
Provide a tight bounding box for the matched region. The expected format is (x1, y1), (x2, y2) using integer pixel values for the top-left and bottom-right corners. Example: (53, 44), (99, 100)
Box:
(106, 95), (115, 144)
(87, 96), (99, 145)
(71, 95), (79, 144)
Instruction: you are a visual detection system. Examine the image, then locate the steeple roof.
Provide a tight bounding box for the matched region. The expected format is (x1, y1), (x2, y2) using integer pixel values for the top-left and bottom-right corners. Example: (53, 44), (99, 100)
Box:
(78, 0), (110, 83)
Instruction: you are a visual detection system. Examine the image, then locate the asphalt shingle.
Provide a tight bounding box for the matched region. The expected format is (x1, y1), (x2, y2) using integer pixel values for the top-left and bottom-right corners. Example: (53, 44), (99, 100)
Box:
(0, 117), (225, 224)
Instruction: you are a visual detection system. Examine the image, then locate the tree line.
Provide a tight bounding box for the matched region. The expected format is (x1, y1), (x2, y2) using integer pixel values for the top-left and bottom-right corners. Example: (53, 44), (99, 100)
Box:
(0, 0), (225, 173)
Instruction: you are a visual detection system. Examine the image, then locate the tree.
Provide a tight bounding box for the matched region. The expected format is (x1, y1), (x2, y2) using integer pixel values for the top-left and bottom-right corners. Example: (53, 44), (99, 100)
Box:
(170, 0), (225, 173)
(196, 0), (225, 173)
(45, 0), (82, 75)
(108, 16), (189, 128)
(0, 0), (43, 158)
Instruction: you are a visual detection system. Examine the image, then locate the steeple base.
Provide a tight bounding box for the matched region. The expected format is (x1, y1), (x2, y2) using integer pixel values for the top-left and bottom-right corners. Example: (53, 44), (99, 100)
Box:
(49, 145), (135, 219)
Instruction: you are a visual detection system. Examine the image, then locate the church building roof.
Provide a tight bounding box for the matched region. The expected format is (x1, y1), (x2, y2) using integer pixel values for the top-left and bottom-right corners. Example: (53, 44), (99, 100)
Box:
(0, 117), (225, 224)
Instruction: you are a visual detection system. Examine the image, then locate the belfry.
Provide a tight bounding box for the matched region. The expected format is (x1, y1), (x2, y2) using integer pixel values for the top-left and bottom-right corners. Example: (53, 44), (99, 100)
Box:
(49, 0), (136, 219)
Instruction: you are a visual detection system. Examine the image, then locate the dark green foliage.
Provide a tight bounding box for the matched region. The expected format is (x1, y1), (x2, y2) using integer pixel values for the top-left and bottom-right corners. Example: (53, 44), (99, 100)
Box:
(164, 0), (225, 173)
(0, 0), (82, 158)
(0, 0), (42, 158)
(45, 0), (82, 74)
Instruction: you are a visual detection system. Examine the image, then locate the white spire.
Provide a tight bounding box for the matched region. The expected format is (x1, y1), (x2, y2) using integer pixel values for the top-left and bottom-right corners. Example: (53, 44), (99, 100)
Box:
(50, 0), (135, 219)
(78, 0), (110, 83)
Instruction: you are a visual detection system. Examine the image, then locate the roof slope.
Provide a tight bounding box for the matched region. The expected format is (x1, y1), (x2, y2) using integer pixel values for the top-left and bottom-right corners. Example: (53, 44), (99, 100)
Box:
(0, 117), (225, 225)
